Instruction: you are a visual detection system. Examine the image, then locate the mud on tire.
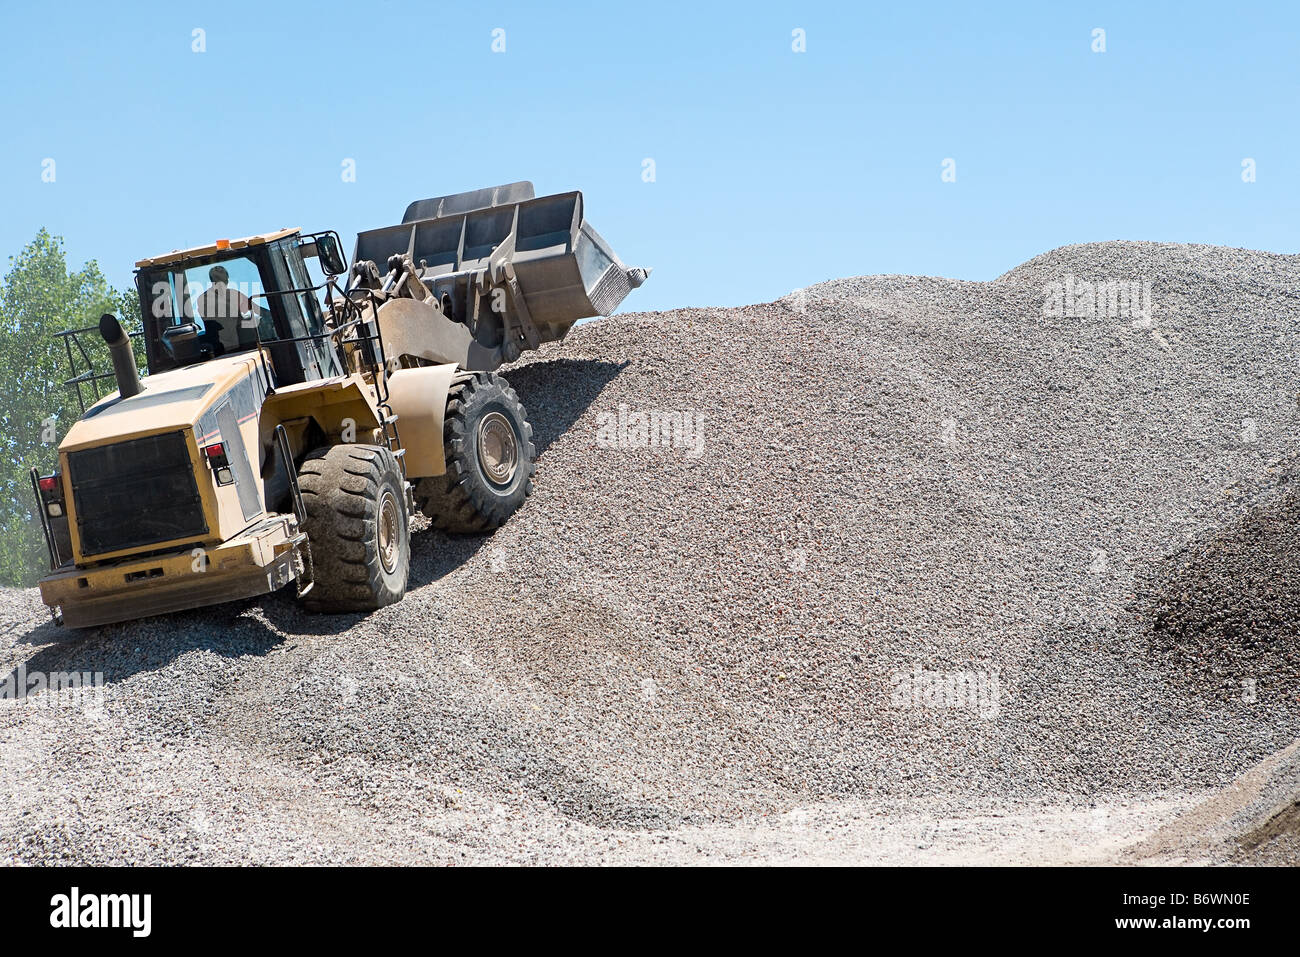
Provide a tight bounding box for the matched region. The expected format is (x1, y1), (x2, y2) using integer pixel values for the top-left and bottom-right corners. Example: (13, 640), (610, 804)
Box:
(297, 444), (410, 613)
(415, 372), (536, 533)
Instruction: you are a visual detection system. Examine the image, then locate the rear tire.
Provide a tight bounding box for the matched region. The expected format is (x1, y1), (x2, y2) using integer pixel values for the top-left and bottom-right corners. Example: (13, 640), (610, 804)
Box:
(297, 444), (409, 613)
(415, 372), (535, 533)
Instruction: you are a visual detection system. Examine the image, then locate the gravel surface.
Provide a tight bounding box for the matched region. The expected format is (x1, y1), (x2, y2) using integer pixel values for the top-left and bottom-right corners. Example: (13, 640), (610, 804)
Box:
(2, 239), (1298, 864)
(1131, 737), (1300, 864)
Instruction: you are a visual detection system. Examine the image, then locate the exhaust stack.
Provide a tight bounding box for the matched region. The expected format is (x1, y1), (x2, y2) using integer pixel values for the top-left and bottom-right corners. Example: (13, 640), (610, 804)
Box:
(98, 313), (143, 399)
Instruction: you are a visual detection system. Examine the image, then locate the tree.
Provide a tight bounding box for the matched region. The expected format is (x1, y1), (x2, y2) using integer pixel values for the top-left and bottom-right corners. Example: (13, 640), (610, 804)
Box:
(0, 230), (139, 586)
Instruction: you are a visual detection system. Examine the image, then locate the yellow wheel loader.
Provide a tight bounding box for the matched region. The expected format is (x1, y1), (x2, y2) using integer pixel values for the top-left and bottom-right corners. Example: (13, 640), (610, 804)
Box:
(29, 182), (649, 627)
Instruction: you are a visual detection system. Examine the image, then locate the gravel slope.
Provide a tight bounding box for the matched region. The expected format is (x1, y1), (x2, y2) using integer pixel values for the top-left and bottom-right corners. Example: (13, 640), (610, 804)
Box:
(2, 240), (1299, 864)
(1130, 736), (1300, 864)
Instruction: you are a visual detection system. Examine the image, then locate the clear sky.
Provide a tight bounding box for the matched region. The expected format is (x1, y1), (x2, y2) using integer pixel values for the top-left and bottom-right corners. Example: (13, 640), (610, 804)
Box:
(1, 1), (1296, 313)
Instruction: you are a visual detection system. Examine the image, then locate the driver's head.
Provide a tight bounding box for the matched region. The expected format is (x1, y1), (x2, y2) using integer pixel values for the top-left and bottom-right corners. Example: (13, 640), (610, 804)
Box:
(209, 265), (229, 285)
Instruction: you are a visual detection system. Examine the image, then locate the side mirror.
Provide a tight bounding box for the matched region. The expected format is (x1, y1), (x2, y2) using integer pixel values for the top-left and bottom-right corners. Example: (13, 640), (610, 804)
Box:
(316, 234), (347, 277)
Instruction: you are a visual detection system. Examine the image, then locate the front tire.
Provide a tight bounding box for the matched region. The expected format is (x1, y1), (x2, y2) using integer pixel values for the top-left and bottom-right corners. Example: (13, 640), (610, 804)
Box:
(297, 444), (410, 613)
(415, 372), (535, 533)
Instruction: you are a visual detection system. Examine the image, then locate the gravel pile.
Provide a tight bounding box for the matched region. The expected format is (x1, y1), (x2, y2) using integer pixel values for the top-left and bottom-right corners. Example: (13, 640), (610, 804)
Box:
(2, 240), (1299, 864)
(1132, 737), (1300, 864)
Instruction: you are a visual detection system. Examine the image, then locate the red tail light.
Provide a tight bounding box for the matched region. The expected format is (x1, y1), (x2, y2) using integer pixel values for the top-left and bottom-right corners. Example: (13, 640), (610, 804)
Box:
(203, 443), (225, 458)
(38, 475), (58, 493)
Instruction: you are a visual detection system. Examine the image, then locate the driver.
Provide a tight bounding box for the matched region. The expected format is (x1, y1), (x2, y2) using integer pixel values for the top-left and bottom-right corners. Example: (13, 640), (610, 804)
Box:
(196, 265), (260, 352)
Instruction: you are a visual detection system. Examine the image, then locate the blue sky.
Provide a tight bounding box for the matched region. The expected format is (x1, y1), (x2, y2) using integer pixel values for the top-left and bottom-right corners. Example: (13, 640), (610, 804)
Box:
(1, 1), (1296, 313)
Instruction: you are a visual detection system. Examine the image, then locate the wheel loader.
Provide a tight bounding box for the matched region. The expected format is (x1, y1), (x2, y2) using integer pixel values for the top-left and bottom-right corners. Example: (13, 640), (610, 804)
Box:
(29, 182), (649, 628)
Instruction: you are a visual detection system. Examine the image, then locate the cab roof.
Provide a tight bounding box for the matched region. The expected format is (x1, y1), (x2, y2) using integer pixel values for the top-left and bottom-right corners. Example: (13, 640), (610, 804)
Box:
(134, 228), (301, 269)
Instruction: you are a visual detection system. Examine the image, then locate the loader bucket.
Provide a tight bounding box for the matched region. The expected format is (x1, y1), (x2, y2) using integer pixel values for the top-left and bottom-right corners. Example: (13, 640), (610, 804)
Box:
(353, 182), (649, 354)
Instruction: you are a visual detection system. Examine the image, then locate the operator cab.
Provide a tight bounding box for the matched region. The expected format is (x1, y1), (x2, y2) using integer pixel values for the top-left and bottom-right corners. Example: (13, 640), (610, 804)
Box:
(134, 229), (348, 387)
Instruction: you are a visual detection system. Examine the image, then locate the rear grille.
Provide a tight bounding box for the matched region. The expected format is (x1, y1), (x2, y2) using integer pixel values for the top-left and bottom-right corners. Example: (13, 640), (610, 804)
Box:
(68, 431), (208, 557)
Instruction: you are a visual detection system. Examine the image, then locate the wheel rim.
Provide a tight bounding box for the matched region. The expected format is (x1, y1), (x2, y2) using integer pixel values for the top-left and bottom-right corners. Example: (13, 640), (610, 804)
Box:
(378, 490), (401, 575)
(477, 412), (519, 486)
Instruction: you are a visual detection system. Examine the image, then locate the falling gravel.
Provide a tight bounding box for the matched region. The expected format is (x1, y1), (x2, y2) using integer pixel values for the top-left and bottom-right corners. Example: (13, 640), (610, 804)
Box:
(2, 240), (1299, 864)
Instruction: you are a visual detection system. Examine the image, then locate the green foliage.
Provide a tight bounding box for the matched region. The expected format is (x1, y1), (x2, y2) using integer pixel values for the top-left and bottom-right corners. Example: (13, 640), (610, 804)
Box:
(0, 230), (139, 586)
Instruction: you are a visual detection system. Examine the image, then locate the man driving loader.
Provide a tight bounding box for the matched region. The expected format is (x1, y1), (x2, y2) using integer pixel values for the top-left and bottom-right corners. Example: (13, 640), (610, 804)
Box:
(31, 183), (649, 629)
(196, 263), (261, 352)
